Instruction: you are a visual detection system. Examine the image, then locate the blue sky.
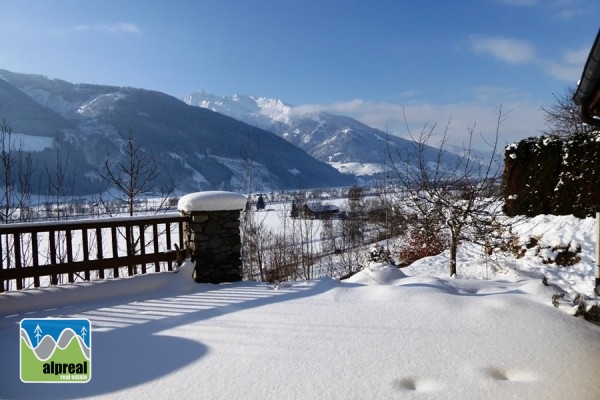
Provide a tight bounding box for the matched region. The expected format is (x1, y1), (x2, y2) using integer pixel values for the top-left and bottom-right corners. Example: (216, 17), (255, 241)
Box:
(0, 0), (598, 149)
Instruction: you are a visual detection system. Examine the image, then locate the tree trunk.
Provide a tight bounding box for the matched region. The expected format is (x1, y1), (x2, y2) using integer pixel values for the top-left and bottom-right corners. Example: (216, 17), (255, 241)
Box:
(449, 232), (458, 277)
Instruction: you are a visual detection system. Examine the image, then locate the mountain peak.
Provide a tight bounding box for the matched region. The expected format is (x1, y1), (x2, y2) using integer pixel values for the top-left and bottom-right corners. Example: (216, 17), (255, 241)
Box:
(183, 90), (293, 129)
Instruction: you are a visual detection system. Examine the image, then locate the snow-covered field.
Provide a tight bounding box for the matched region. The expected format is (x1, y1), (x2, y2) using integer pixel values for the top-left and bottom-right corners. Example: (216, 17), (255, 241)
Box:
(1, 213), (599, 399)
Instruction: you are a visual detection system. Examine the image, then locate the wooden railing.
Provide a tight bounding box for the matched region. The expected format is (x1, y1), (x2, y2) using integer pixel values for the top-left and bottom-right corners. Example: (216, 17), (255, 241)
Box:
(0, 214), (187, 292)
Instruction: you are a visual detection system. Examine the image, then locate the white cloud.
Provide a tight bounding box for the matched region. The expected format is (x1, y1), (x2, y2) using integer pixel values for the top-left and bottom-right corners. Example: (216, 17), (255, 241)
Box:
(542, 46), (589, 82)
(469, 34), (588, 83)
(470, 35), (536, 64)
(66, 22), (142, 35)
(543, 62), (582, 82)
(496, 0), (587, 18)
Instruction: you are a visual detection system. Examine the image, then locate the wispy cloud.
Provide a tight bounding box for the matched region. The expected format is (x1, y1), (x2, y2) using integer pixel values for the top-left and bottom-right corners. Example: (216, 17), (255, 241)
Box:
(548, 0), (587, 19)
(470, 35), (536, 64)
(60, 22), (142, 35)
(496, 0), (538, 6)
(469, 34), (588, 82)
(542, 46), (589, 81)
(498, 0), (589, 19)
(562, 47), (590, 65)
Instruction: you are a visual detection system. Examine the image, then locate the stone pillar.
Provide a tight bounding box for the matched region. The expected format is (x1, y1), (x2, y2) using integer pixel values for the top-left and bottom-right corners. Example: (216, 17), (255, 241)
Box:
(178, 191), (247, 284)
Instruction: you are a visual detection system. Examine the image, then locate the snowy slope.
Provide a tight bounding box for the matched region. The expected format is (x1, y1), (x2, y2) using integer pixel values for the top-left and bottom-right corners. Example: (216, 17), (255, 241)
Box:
(1, 214), (599, 400)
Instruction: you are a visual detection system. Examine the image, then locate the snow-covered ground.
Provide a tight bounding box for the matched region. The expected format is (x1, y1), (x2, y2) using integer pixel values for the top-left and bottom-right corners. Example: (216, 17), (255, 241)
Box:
(1, 214), (599, 399)
(406, 214), (598, 296)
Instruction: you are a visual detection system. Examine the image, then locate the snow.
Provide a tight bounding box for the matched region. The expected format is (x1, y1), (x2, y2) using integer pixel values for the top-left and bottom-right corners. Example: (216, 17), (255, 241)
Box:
(3, 133), (54, 152)
(177, 191), (247, 212)
(209, 155), (272, 189)
(329, 161), (384, 176)
(1, 214), (599, 399)
(403, 214), (598, 296)
(168, 152), (209, 186)
(183, 91), (293, 130)
(77, 92), (127, 117)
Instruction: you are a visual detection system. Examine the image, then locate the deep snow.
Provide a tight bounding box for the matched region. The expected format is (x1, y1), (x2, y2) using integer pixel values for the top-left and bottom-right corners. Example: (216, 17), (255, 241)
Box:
(1, 214), (599, 399)
(177, 191), (248, 212)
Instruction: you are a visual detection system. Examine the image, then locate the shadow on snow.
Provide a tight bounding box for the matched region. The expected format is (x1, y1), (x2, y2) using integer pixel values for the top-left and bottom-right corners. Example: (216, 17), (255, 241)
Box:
(0, 271), (337, 399)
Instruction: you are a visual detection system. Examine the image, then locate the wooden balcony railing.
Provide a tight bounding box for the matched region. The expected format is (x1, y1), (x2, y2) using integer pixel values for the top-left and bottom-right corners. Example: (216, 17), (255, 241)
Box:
(0, 213), (187, 292)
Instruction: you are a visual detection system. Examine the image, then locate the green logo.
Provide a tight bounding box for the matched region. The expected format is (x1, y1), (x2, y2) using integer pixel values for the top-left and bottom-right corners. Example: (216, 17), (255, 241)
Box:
(20, 318), (91, 383)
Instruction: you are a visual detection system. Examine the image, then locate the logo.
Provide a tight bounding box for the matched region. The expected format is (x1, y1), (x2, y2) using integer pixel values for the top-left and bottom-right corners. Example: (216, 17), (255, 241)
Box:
(20, 318), (91, 383)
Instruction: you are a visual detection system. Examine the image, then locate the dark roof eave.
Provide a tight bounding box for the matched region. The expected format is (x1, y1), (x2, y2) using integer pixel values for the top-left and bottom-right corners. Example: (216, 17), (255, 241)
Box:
(573, 28), (600, 126)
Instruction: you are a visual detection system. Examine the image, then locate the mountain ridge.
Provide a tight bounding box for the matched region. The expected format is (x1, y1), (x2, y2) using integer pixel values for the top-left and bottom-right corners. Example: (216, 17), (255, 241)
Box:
(0, 69), (355, 196)
(184, 90), (464, 177)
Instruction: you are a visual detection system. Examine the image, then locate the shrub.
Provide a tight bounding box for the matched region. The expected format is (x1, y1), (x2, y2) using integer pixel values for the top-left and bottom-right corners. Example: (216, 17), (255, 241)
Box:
(397, 227), (448, 266)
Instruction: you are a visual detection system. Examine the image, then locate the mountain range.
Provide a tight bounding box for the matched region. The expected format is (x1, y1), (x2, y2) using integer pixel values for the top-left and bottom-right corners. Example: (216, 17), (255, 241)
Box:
(183, 91), (463, 177)
(0, 68), (476, 199)
(0, 69), (355, 197)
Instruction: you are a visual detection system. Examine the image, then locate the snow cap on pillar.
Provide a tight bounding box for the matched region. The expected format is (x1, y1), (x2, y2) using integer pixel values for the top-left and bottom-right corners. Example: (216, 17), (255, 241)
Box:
(178, 191), (248, 213)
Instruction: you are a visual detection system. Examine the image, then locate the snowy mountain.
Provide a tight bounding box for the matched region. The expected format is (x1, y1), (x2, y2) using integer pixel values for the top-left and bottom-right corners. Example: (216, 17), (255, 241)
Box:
(184, 91), (463, 177)
(183, 90), (292, 132)
(0, 70), (355, 195)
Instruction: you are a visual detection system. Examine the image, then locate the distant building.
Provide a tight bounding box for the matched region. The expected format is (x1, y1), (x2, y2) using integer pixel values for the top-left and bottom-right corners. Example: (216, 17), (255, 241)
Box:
(303, 203), (339, 219)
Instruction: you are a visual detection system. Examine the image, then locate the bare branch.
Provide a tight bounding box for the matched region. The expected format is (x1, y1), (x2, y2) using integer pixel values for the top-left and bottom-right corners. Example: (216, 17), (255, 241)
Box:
(95, 125), (165, 216)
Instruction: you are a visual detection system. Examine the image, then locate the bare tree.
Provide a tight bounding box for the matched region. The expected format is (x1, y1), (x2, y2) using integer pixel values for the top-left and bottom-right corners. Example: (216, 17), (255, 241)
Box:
(329, 186), (368, 276)
(266, 231), (292, 282)
(240, 130), (261, 194)
(96, 126), (174, 216)
(390, 108), (505, 277)
(298, 213), (320, 280)
(239, 131), (270, 280)
(541, 86), (597, 138)
(0, 118), (36, 290)
(241, 207), (273, 281)
(335, 217), (365, 277)
(45, 132), (74, 220)
(346, 186), (365, 245)
(266, 202), (300, 282)
(320, 217), (336, 254)
(0, 118), (35, 223)
(365, 190), (406, 244)
(41, 132), (76, 283)
(96, 126), (176, 275)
